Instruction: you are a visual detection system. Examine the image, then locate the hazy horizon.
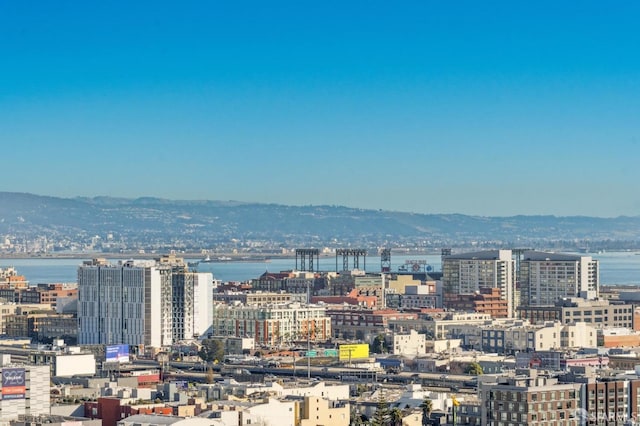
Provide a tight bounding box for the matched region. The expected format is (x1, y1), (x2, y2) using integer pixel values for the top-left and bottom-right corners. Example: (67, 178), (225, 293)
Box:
(3, 190), (638, 219)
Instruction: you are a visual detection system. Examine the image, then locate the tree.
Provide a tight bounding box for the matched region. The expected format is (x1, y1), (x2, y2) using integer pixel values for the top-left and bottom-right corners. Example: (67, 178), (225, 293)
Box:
(371, 334), (387, 354)
(370, 391), (390, 426)
(350, 406), (366, 426)
(390, 407), (403, 426)
(198, 339), (225, 363)
(420, 397), (433, 426)
(465, 362), (483, 376)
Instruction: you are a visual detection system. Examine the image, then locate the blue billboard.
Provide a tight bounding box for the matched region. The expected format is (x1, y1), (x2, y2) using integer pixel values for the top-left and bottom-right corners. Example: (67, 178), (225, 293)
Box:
(106, 344), (130, 363)
(2, 368), (26, 400)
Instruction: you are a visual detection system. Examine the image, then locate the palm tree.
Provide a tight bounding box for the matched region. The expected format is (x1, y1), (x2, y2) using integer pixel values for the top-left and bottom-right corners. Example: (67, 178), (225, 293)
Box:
(350, 405), (365, 426)
(420, 397), (433, 426)
(390, 407), (403, 426)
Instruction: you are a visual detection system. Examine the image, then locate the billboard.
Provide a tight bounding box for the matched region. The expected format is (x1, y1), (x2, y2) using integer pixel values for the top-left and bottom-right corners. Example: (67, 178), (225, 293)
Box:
(106, 344), (130, 363)
(1, 367), (26, 400)
(339, 344), (370, 361)
(55, 354), (97, 377)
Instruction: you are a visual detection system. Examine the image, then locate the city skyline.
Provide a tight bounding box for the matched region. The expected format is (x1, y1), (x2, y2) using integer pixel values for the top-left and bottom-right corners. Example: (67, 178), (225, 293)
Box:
(1, 2), (639, 217)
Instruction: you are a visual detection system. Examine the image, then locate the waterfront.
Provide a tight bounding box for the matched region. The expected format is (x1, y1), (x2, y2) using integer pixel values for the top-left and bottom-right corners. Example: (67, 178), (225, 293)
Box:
(1, 251), (639, 286)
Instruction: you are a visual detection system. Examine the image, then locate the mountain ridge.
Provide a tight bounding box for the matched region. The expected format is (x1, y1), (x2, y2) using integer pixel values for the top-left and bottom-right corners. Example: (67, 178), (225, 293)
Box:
(1, 192), (639, 252)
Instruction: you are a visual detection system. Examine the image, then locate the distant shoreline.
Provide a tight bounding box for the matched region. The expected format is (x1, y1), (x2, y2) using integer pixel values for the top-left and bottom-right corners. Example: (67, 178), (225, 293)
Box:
(0, 252), (293, 261)
(0, 250), (445, 262)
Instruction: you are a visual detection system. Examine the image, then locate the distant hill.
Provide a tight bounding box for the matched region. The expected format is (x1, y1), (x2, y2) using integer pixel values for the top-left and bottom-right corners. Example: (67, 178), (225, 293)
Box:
(0, 192), (639, 252)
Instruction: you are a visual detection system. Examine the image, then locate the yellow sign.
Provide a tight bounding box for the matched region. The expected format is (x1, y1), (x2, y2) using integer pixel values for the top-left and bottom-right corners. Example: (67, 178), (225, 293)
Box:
(338, 344), (369, 361)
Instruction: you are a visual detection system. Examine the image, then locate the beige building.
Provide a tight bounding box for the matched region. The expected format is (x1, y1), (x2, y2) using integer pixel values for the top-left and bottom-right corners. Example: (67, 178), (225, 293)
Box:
(213, 291), (296, 306)
(244, 398), (296, 426)
(0, 303), (19, 334)
(0, 303), (54, 334)
(481, 321), (597, 353)
(211, 302), (332, 345)
(426, 313), (493, 340)
(299, 396), (349, 426)
(392, 329), (426, 356)
(354, 275), (386, 309)
(518, 297), (633, 329)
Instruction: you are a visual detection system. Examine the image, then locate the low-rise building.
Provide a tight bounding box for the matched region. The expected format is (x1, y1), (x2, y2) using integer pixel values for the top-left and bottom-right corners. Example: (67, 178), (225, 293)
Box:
(0, 363), (50, 422)
(517, 298), (634, 329)
(327, 307), (418, 341)
(445, 287), (509, 318)
(392, 329), (426, 356)
(481, 321), (597, 354)
(424, 312), (494, 340)
(479, 370), (581, 425)
(211, 302), (331, 345)
(299, 396), (349, 426)
(598, 328), (640, 348)
(213, 291), (297, 306)
(311, 288), (377, 309)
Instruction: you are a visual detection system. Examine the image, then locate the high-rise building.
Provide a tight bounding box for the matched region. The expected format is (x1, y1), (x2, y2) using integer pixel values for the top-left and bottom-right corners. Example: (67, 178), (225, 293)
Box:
(78, 258), (166, 347)
(519, 251), (599, 306)
(172, 271), (213, 341)
(78, 257), (213, 348)
(442, 250), (515, 317)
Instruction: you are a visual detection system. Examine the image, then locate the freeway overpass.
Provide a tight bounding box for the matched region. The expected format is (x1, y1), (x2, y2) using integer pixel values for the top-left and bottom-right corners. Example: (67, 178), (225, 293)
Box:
(141, 359), (478, 390)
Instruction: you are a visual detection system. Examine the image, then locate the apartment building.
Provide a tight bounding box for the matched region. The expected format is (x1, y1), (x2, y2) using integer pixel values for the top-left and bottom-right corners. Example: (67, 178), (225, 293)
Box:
(392, 329), (426, 356)
(0, 267), (29, 289)
(327, 307), (418, 340)
(251, 271), (320, 296)
(300, 396), (349, 426)
(78, 258), (166, 347)
(479, 371), (581, 426)
(311, 288), (377, 308)
(353, 274), (386, 309)
(5, 310), (77, 343)
(214, 291), (296, 306)
(171, 271), (213, 341)
(442, 250), (515, 317)
(446, 287), (509, 318)
(424, 312), (493, 340)
(519, 251), (599, 306)
(518, 298), (634, 329)
(581, 377), (640, 424)
(481, 321), (597, 354)
(211, 302), (331, 345)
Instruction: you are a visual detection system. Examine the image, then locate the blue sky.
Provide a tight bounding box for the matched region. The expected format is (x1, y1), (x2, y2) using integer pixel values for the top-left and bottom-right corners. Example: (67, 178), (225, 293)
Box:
(1, 1), (639, 217)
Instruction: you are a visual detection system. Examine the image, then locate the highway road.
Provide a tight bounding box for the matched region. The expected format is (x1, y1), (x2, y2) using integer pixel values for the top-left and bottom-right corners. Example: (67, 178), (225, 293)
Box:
(136, 359), (478, 391)
(0, 349), (477, 393)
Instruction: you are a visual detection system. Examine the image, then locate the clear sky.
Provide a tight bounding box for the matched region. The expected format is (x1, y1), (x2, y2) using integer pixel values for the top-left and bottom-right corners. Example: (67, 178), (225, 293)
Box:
(1, 1), (639, 217)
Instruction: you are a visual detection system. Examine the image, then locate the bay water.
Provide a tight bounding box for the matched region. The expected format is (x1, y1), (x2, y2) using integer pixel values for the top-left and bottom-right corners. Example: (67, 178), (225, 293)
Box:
(1, 252), (638, 286)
